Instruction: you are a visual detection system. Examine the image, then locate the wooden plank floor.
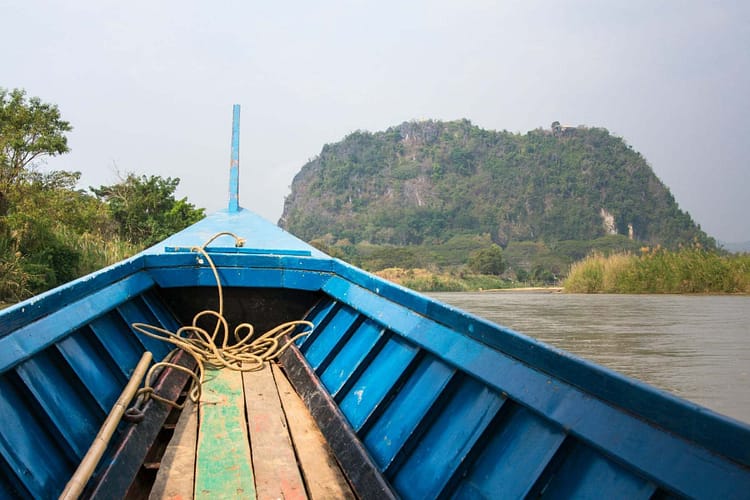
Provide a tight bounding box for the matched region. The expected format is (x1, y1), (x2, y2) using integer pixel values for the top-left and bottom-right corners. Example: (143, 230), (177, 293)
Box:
(149, 362), (355, 500)
(149, 398), (198, 499)
(273, 364), (356, 500)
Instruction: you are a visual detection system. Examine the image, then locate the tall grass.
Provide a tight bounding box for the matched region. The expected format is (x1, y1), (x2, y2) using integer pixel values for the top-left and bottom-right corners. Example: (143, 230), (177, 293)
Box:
(56, 227), (138, 275)
(564, 248), (750, 294)
(0, 226), (139, 303)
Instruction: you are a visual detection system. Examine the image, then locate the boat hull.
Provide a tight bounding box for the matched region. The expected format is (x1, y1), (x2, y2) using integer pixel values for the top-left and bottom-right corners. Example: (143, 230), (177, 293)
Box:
(1, 209), (749, 499)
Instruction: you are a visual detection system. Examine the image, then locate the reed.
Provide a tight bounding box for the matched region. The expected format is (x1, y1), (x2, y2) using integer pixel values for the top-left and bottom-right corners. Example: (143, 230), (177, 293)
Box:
(61, 229), (139, 275)
(564, 248), (750, 294)
(564, 253), (607, 293)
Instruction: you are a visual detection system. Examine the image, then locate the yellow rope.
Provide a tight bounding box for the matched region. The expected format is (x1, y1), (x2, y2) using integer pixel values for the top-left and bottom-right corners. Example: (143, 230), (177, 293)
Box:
(129, 233), (313, 410)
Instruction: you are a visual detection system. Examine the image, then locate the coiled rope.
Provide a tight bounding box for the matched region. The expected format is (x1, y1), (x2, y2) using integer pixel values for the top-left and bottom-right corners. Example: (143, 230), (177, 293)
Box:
(128, 232), (313, 416)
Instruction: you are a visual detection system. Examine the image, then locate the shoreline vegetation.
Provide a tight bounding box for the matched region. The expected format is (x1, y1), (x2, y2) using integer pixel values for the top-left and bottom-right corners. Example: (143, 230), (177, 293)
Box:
(374, 267), (512, 292)
(563, 247), (750, 294)
(4, 246), (748, 308)
(373, 267), (562, 293)
(3, 250), (747, 310)
(373, 267), (565, 293)
(374, 247), (750, 294)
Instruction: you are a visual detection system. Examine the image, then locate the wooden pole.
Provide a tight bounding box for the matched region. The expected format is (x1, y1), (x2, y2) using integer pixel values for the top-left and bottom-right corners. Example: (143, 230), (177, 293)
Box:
(229, 104), (241, 212)
(59, 351), (153, 500)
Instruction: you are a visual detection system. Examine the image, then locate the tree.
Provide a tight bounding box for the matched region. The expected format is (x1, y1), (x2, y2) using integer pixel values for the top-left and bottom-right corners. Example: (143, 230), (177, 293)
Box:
(531, 264), (556, 285)
(92, 173), (205, 247)
(2, 170), (117, 293)
(468, 244), (505, 275)
(515, 268), (530, 282)
(0, 89), (72, 201)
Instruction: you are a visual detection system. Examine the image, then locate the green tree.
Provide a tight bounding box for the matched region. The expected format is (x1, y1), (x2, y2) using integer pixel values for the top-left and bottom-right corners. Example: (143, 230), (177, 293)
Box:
(1, 171), (114, 295)
(468, 244), (505, 275)
(531, 265), (556, 285)
(92, 173), (205, 247)
(0, 88), (72, 213)
(515, 268), (530, 282)
(13, 170), (115, 236)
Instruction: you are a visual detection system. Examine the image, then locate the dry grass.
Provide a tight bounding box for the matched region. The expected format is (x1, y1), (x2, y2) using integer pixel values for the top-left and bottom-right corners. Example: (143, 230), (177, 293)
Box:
(564, 249), (750, 294)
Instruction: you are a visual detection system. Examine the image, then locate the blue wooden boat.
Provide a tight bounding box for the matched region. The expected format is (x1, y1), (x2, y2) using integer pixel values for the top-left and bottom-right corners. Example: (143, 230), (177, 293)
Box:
(1, 106), (749, 499)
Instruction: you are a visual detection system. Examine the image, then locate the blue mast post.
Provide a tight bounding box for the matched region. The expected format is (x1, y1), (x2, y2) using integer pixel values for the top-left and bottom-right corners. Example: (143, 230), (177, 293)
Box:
(228, 104), (241, 212)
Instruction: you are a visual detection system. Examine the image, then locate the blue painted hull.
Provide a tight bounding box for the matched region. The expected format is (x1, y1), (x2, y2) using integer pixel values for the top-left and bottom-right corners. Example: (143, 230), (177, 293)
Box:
(1, 208), (749, 499)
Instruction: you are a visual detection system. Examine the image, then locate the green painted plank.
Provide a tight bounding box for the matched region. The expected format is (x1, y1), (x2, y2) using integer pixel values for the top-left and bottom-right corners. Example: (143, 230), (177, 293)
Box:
(195, 368), (256, 499)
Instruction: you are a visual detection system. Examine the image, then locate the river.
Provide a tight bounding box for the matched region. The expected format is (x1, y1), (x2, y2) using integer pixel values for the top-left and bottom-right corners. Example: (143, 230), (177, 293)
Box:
(429, 291), (750, 424)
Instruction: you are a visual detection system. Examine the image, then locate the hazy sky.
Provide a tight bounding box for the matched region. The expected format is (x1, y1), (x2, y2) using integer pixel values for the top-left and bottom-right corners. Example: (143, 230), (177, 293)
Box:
(3, 1), (749, 242)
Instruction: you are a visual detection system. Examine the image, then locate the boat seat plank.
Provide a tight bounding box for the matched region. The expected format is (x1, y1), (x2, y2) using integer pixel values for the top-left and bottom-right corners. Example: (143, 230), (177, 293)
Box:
(272, 363), (355, 500)
(194, 368), (256, 499)
(242, 364), (307, 500)
(149, 399), (198, 500)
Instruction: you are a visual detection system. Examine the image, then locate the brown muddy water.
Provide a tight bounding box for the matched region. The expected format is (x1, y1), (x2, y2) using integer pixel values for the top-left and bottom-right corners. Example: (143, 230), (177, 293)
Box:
(430, 291), (750, 424)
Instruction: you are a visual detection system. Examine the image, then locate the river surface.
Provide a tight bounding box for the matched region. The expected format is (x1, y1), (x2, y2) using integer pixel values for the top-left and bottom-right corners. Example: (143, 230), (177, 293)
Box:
(429, 291), (750, 424)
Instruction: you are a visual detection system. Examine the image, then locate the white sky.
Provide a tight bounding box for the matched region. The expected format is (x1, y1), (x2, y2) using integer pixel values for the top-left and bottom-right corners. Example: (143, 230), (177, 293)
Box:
(3, 1), (749, 242)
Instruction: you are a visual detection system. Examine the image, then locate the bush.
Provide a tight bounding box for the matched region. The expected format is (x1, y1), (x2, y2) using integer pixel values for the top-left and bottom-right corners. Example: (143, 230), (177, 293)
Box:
(468, 244), (505, 275)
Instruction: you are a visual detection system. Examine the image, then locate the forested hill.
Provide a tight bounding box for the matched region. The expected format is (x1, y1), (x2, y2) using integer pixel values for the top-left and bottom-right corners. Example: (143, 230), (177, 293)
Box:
(280, 120), (713, 249)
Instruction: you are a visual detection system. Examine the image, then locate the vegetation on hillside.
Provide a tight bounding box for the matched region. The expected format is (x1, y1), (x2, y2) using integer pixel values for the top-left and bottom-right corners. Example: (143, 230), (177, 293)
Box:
(1, 88), (204, 303)
(282, 120), (712, 247)
(281, 120), (716, 284)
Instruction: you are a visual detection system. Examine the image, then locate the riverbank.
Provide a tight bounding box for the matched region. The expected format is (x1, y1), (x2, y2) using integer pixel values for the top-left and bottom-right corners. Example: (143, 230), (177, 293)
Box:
(479, 286), (563, 293)
(372, 267), (557, 292)
(375, 247), (750, 295)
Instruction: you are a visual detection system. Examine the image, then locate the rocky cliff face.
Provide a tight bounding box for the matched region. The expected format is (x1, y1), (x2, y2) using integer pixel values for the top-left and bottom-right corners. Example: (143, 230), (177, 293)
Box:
(280, 120), (712, 249)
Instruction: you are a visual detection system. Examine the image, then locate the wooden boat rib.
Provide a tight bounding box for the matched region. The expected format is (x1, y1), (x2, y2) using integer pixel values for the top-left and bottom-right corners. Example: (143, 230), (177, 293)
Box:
(1, 107), (749, 499)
